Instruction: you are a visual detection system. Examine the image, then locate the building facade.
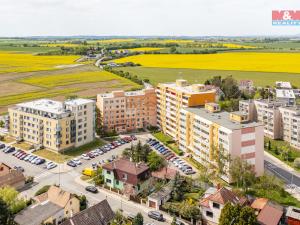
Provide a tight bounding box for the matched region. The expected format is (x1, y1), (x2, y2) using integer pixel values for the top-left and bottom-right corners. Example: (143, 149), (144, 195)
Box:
(179, 103), (264, 182)
(97, 88), (157, 133)
(156, 79), (216, 141)
(8, 98), (95, 152)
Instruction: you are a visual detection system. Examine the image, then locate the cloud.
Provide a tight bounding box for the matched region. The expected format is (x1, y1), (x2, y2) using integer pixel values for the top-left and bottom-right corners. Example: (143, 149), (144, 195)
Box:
(0, 0), (299, 36)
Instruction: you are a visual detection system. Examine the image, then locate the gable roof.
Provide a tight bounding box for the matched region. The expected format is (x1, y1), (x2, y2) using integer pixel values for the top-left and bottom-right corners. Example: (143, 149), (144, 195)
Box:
(102, 159), (149, 176)
(206, 187), (242, 205)
(0, 168), (25, 188)
(35, 185), (74, 208)
(251, 198), (269, 210)
(151, 167), (177, 180)
(15, 201), (63, 225)
(61, 200), (114, 225)
(257, 204), (283, 225)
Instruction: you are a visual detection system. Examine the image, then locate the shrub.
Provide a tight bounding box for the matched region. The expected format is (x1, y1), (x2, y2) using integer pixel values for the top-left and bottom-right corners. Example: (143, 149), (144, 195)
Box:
(34, 185), (51, 196)
(294, 158), (300, 169)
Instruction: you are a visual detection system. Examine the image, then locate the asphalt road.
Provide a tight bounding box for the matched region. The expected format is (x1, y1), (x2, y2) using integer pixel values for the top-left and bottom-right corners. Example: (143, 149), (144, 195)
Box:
(0, 134), (170, 224)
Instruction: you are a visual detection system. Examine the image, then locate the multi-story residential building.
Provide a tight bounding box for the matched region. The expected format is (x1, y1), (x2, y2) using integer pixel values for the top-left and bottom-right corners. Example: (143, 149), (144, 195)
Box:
(102, 158), (151, 197)
(179, 103), (264, 182)
(8, 98), (95, 152)
(279, 106), (300, 149)
(156, 79), (216, 140)
(97, 88), (157, 133)
(239, 99), (286, 140)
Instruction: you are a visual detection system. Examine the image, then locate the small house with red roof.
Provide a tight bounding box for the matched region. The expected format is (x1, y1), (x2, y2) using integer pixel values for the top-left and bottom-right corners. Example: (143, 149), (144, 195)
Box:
(102, 158), (151, 197)
(199, 187), (247, 225)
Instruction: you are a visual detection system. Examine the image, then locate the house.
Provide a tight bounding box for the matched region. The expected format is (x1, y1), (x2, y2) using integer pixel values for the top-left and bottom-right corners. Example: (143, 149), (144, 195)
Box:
(275, 89), (295, 105)
(0, 162), (25, 189)
(276, 81), (292, 89)
(239, 80), (254, 91)
(102, 158), (151, 197)
(199, 187), (247, 225)
(286, 206), (300, 225)
(147, 182), (173, 210)
(251, 198), (283, 225)
(61, 199), (115, 225)
(15, 186), (80, 225)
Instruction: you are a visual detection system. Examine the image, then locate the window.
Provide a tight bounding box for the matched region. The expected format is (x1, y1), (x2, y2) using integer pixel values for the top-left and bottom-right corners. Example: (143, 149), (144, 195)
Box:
(107, 171), (111, 174)
(206, 211), (213, 218)
(106, 179), (112, 183)
(122, 173), (128, 180)
(116, 180), (119, 185)
(213, 202), (220, 209)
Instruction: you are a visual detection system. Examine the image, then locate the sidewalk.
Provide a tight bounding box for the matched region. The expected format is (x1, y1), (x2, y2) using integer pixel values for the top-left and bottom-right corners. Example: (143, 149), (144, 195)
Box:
(264, 151), (300, 176)
(74, 176), (173, 222)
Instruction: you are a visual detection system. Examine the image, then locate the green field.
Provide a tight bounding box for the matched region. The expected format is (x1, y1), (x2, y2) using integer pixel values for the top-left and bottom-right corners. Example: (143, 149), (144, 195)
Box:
(118, 66), (300, 87)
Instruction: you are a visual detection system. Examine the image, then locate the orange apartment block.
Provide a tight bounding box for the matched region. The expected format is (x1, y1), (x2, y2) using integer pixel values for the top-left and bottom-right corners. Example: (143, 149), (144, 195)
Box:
(97, 88), (157, 133)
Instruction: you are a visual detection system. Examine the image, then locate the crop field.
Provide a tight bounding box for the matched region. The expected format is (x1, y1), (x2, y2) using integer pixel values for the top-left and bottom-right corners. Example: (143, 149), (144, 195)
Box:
(19, 70), (139, 88)
(113, 52), (300, 74)
(118, 67), (300, 87)
(0, 52), (79, 73)
(126, 47), (163, 52)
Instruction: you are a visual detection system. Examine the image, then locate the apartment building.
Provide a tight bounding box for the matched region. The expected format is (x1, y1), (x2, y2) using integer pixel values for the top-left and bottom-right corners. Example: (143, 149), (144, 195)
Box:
(239, 99), (286, 140)
(97, 88), (157, 133)
(279, 106), (300, 149)
(8, 98), (95, 152)
(156, 79), (216, 140)
(179, 103), (264, 182)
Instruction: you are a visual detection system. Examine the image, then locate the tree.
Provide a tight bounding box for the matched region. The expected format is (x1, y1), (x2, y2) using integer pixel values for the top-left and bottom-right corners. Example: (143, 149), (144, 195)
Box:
(95, 107), (103, 136)
(111, 210), (126, 225)
(221, 76), (241, 99)
(93, 167), (104, 186)
(281, 145), (291, 161)
(294, 158), (300, 169)
(229, 157), (255, 191)
(171, 216), (177, 225)
(147, 151), (165, 171)
(171, 173), (184, 201)
(178, 199), (200, 221)
(170, 46), (177, 53)
(0, 120), (4, 128)
(132, 212), (143, 225)
(0, 187), (27, 214)
(219, 203), (257, 225)
(0, 198), (15, 225)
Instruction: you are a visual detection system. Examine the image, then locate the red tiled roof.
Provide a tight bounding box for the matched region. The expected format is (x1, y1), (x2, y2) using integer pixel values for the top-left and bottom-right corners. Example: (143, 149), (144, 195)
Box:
(200, 198), (210, 208)
(206, 187), (241, 205)
(251, 198), (269, 210)
(257, 204), (283, 225)
(102, 159), (149, 176)
(151, 167), (177, 180)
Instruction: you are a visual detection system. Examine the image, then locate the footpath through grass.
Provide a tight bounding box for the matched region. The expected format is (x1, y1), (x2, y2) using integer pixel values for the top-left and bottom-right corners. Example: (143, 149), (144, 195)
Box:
(152, 131), (183, 156)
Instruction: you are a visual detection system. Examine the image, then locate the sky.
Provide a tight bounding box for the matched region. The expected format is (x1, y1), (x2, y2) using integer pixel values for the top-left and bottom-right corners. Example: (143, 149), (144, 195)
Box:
(0, 0), (300, 37)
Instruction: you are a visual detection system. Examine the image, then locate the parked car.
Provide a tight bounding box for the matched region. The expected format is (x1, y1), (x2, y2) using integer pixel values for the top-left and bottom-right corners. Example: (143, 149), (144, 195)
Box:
(73, 158), (82, 165)
(47, 162), (57, 170)
(14, 166), (24, 172)
(4, 146), (15, 153)
(35, 158), (45, 165)
(67, 160), (77, 167)
(130, 135), (137, 140)
(85, 186), (98, 193)
(81, 154), (90, 160)
(184, 169), (196, 175)
(127, 213), (136, 221)
(20, 154), (28, 160)
(0, 143), (5, 149)
(148, 211), (164, 221)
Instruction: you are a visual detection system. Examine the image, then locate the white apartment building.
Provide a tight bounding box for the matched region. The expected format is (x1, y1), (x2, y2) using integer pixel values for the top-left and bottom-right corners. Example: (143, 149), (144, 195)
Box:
(8, 98), (95, 152)
(179, 103), (264, 182)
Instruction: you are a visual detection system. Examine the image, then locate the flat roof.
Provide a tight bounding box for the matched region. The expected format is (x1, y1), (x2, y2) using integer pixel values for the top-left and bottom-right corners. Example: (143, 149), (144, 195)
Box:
(65, 98), (94, 105)
(98, 88), (154, 98)
(16, 99), (65, 115)
(158, 82), (215, 95)
(182, 107), (261, 130)
(276, 89), (295, 99)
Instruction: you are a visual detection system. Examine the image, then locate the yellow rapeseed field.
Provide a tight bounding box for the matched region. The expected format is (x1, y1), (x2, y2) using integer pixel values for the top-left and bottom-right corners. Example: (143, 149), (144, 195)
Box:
(113, 52), (300, 74)
(40, 43), (81, 47)
(89, 39), (136, 44)
(18, 71), (139, 88)
(0, 52), (79, 73)
(222, 43), (256, 49)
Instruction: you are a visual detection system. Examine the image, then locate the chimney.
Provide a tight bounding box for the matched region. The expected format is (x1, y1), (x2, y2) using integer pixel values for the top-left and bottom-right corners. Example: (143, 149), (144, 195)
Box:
(217, 183), (221, 190)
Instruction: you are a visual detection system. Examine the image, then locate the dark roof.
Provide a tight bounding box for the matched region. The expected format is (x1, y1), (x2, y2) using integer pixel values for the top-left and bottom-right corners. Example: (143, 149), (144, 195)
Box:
(61, 200), (114, 225)
(0, 169), (25, 188)
(206, 187), (243, 205)
(15, 201), (63, 225)
(102, 159), (149, 176)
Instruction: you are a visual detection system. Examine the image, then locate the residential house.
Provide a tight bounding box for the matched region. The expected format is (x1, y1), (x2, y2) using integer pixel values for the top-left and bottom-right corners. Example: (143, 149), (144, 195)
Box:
(61, 199), (115, 225)
(286, 206), (300, 225)
(0, 162), (25, 189)
(199, 187), (247, 225)
(251, 198), (283, 225)
(151, 167), (177, 180)
(102, 158), (151, 197)
(15, 185), (80, 225)
(239, 80), (254, 92)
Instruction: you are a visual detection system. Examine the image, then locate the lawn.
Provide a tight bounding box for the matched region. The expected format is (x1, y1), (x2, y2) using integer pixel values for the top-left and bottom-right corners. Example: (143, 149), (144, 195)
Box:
(152, 131), (183, 156)
(112, 52), (300, 74)
(18, 70), (139, 88)
(35, 139), (105, 163)
(117, 66), (300, 87)
(13, 142), (34, 151)
(0, 52), (79, 74)
(1, 136), (15, 144)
